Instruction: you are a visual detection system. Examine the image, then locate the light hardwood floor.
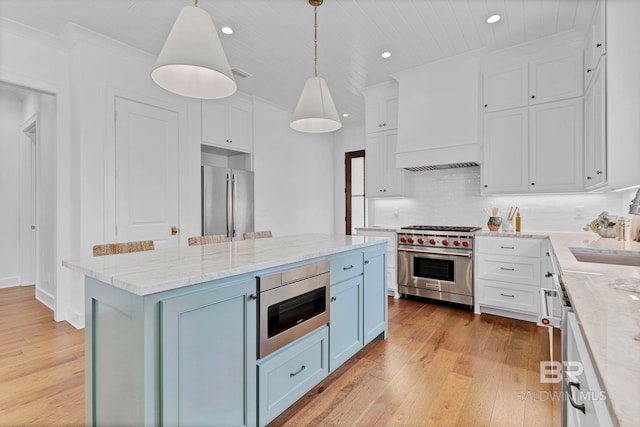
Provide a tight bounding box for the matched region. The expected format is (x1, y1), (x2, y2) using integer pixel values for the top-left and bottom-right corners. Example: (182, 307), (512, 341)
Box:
(0, 287), (560, 426)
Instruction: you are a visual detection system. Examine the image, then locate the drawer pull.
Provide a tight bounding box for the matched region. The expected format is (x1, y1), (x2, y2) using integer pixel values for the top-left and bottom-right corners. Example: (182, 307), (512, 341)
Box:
(331, 296), (337, 302)
(500, 267), (515, 271)
(290, 365), (306, 378)
(545, 272), (553, 278)
(343, 265), (354, 270)
(500, 246), (515, 249)
(568, 382), (586, 414)
(500, 293), (515, 298)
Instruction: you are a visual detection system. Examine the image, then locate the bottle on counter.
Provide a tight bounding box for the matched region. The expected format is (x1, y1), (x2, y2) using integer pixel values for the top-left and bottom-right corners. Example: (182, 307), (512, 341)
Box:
(515, 212), (521, 232)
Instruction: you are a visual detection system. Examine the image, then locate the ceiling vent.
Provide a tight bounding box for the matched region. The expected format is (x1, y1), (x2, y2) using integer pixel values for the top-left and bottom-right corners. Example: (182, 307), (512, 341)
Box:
(231, 67), (252, 79)
(404, 162), (479, 172)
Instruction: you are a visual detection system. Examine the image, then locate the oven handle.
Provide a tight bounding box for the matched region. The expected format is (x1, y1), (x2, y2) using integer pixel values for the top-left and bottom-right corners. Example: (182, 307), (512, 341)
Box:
(538, 288), (561, 328)
(398, 248), (472, 258)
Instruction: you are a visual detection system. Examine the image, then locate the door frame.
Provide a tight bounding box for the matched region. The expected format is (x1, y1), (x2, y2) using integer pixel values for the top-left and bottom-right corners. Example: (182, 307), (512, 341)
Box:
(345, 150), (365, 235)
(21, 113), (39, 287)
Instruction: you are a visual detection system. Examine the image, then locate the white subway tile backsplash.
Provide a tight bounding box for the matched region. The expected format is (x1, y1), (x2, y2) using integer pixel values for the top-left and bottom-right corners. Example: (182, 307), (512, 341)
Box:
(370, 167), (636, 232)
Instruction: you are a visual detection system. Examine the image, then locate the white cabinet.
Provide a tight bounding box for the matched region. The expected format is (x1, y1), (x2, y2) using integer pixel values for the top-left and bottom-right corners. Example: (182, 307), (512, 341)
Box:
(482, 61), (528, 112)
(565, 312), (613, 427)
(475, 236), (548, 322)
(584, 0), (606, 88)
(363, 82), (398, 133)
(482, 48), (583, 113)
(365, 131), (404, 197)
(482, 108), (529, 194)
(202, 96), (253, 153)
(584, 62), (607, 190)
(529, 50), (583, 105)
(483, 98), (583, 194)
(529, 98), (583, 192)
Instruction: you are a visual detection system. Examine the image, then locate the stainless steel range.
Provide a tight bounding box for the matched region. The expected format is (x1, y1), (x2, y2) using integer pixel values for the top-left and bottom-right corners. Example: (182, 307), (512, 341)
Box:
(397, 225), (481, 306)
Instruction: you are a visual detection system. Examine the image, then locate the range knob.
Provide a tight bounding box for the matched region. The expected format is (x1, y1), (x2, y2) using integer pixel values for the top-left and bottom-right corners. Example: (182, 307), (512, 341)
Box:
(429, 239), (436, 245)
(417, 238), (424, 244)
(400, 237), (406, 243)
(462, 241), (469, 247)
(453, 240), (460, 246)
(407, 238), (414, 243)
(442, 239), (449, 246)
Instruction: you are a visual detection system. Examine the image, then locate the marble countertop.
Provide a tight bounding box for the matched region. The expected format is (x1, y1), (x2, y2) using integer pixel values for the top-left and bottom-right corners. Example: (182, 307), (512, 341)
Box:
(478, 230), (640, 426)
(63, 234), (386, 296)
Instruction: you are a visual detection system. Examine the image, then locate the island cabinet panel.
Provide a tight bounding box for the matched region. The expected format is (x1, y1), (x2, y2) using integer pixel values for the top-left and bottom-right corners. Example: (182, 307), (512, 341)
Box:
(257, 326), (329, 426)
(329, 276), (363, 371)
(363, 247), (388, 345)
(161, 279), (257, 427)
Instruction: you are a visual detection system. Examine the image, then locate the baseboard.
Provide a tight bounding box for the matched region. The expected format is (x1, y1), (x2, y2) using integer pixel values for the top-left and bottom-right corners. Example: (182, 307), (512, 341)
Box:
(0, 276), (21, 288)
(35, 287), (55, 310)
(65, 307), (85, 329)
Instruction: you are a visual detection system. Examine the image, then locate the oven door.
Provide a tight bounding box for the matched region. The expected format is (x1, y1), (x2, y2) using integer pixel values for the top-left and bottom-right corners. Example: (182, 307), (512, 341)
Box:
(258, 273), (330, 358)
(398, 248), (472, 296)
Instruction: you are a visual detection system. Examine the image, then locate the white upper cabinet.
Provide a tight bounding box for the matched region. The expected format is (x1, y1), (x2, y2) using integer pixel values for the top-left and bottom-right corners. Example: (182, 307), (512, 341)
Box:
(584, 62), (607, 190)
(529, 50), (583, 105)
(585, 0), (607, 88)
(363, 82), (398, 134)
(529, 98), (583, 193)
(365, 131), (404, 197)
(202, 95), (253, 153)
(483, 61), (528, 112)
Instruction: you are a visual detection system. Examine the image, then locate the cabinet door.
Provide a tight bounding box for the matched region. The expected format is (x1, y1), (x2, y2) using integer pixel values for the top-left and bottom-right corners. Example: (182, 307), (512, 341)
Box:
(363, 250), (387, 345)
(585, 0), (606, 88)
(202, 99), (228, 147)
(161, 280), (257, 427)
(584, 62), (606, 190)
(365, 91), (398, 133)
(482, 61), (528, 112)
(329, 277), (363, 371)
(529, 51), (583, 105)
(226, 99), (253, 153)
(482, 108), (529, 194)
(365, 131), (404, 197)
(529, 98), (583, 192)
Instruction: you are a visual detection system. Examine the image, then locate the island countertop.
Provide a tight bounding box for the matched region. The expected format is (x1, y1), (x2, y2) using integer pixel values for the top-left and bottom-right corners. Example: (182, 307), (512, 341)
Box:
(63, 234), (386, 296)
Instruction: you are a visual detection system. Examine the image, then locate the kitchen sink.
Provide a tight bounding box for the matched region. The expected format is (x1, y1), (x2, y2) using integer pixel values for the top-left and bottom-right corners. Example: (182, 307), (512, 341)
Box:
(569, 247), (640, 267)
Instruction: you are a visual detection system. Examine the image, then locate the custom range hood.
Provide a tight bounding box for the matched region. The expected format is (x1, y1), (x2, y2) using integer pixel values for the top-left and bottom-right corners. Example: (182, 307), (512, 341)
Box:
(391, 48), (486, 172)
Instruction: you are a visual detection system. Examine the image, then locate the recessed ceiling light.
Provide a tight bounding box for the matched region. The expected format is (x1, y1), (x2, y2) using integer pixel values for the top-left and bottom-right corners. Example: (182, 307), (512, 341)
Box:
(487, 15), (501, 24)
(342, 113), (349, 117)
(221, 26), (233, 35)
(381, 51), (392, 59)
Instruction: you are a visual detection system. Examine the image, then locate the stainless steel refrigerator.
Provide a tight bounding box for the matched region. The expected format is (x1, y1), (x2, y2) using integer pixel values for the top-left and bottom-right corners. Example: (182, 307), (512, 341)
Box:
(201, 166), (254, 241)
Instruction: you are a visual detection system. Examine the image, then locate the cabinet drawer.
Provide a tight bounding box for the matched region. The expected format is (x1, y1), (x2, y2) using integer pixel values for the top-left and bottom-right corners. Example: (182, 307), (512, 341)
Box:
(258, 326), (328, 425)
(477, 237), (543, 257)
(477, 254), (540, 286)
(330, 251), (363, 284)
(478, 280), (539, 314)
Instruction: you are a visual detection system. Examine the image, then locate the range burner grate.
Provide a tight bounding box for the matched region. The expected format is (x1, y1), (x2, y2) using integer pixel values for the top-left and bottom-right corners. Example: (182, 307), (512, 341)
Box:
(400, 225), (482, 233)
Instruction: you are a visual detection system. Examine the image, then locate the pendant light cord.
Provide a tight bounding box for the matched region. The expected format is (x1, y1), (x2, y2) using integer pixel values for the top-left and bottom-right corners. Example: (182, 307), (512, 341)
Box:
(314, 5), (318, 77)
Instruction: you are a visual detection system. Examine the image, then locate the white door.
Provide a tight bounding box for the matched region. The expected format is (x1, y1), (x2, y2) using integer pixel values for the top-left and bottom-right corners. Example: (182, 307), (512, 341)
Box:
(115, 97), (180, 248)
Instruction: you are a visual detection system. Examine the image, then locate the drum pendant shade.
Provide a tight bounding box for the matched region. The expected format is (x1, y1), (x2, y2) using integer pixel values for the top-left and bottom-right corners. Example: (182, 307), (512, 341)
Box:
(152, 6), (236, 99)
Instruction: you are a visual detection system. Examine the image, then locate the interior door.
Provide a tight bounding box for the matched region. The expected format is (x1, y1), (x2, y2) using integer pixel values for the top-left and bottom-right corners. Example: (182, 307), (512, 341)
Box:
(115, 97), (180, 248)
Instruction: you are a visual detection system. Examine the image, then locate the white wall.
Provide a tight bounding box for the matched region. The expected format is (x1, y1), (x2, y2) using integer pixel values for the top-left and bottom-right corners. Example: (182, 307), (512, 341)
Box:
(0, 90), (23, 288)
(253, 98), (335, 236)
(332, 121), (366, 235)
(369, 167), (637, 233)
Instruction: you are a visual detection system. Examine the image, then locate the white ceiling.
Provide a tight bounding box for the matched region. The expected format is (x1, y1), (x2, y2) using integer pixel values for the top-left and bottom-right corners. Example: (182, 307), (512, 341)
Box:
(0, 0), (598, 124)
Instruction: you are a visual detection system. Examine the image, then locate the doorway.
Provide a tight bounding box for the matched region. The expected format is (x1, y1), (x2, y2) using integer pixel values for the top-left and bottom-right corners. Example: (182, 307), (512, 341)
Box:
(21, 117), (38, 287)
(345, 150), (366, 235)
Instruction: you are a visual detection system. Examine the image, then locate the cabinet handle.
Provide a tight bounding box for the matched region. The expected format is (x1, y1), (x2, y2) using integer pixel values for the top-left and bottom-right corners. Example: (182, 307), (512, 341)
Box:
(568, 382), (586, 414)
(500, 293), (515, 298)
(500, 246), (515, 249)
(531, 182), (535, 186)
(500, 267), (515, 271)
(596, 43), (602, 48)
(343, 265), (354, 270)
(249, 293), (257, 300)
(596, 170), (602, 175)
(331, 296), (337, 302)
(531, 95), (536, 99)
(587, 176), (592, 180)
(545, 272), (553, 278)
(484, 104), (488, 108)
(587, 69), (592, 73)
(364, 260), (369, 264)
(290, 365), (306, 378)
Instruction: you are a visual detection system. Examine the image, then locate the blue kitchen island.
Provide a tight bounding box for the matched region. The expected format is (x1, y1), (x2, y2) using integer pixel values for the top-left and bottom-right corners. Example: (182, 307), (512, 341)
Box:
(63, 234), (388, 427)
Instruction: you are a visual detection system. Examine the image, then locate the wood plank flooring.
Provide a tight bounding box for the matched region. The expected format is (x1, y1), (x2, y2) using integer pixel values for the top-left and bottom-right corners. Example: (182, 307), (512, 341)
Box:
(0, 287), (560, 426)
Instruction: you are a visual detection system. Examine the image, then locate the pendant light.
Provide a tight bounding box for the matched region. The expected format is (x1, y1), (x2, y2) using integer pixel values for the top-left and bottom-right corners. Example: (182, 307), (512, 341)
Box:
(290, 0), (342, 133)
(151, 0), (236, 99)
